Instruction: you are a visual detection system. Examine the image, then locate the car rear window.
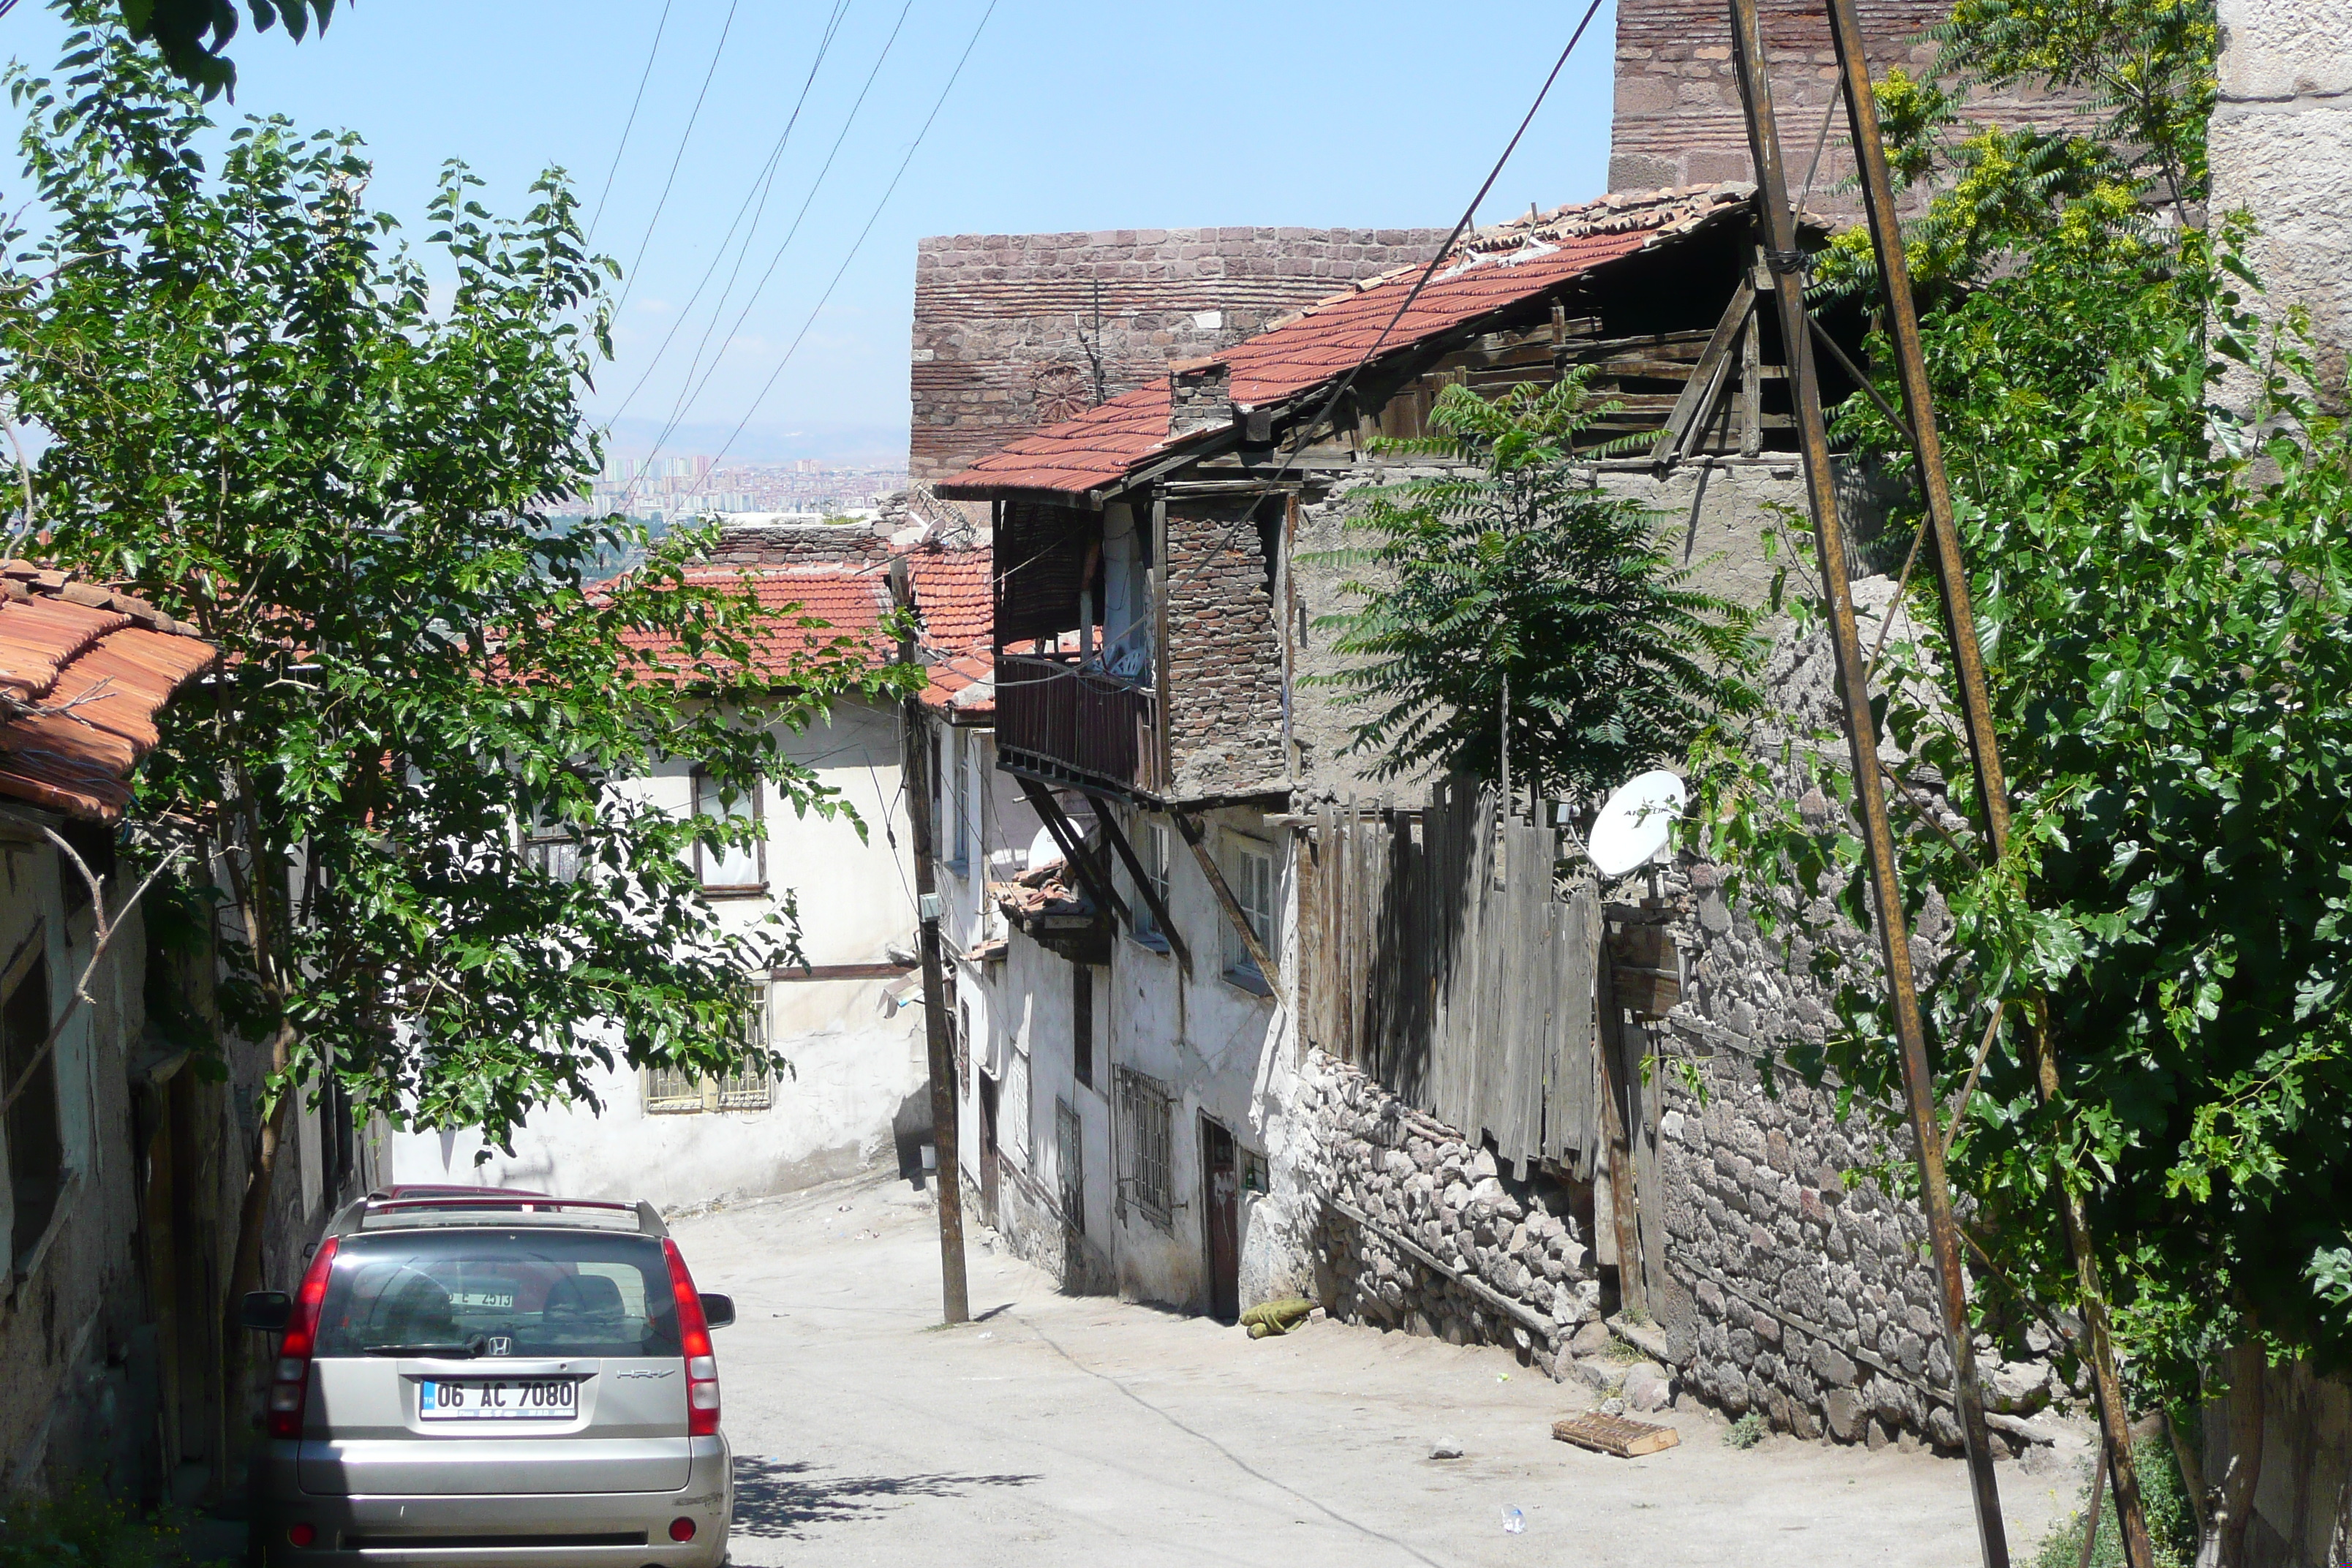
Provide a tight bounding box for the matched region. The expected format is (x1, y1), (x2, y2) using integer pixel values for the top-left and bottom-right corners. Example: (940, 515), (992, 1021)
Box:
(314, 1230), (682, 1360)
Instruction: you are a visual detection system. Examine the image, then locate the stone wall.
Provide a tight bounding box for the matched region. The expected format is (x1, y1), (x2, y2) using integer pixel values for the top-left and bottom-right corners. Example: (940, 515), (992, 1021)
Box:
(1293, 1055), (1668, 1394)
(2210, 0), (2352, 412)
(699, 516), (894, 568)
(1610, 0), (2095, 215)
(1164, 501), (1286, 801)
(1651, 580), (2069, 1456)
(911, 227), (1450, 483)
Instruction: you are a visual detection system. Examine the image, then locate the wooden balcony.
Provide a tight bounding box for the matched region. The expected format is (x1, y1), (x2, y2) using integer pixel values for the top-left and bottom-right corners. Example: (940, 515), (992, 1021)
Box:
(995, 653), (1163, 798)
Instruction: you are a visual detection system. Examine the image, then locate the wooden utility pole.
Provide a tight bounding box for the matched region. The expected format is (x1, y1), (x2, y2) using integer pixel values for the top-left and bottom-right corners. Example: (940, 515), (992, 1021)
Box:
(1722, 0), (2009, 1560)
(890, 559), (970, 1326)
(1812, 0), (2151, 1553)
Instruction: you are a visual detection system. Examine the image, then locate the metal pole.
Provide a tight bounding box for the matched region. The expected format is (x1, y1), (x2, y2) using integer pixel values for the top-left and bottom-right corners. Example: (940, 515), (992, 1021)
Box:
(1818, 4), (2150, 1557)
(891, 559), (970, 1326)
(1722, 2), (2009, 1561)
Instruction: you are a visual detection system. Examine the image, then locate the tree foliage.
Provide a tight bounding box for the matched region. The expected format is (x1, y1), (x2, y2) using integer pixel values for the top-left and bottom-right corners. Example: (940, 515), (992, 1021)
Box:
(108, 0), (339, 99)
(1689, 78), (2352, 1421)
(1311, 374), (1761, 803)
(1, 15), (905, 1156)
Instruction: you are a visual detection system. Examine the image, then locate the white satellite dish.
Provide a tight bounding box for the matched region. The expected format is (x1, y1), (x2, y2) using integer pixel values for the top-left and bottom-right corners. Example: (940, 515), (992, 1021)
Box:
(1588, 769), (1687, 877)
(1026, 824), (1061, 871)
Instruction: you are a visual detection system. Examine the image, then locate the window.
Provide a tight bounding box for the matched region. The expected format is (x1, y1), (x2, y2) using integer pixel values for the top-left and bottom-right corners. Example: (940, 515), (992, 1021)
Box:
(957, 1000), (972, 1098)
(523, 825), (582, 883)
(642, 985), (772, 1113)
(947, 731), (970, 873)
(691, 769), (764, 894)
(1130, 819), (1171, 948)
(4, 950), (60, 1270)
(1221, 833), (1275, 987)
(1116, 1066), (1173, 1229)
(1056, 1098), (1085, 1237)
(1072, 966), (1094, 1090)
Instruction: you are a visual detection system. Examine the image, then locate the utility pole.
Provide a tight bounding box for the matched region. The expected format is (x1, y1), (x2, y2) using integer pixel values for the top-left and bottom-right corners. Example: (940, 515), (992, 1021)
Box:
(1722, 0), (2009, 1561)
(890, 558), (970, 1325)
(1814, 0), (2151, 1556)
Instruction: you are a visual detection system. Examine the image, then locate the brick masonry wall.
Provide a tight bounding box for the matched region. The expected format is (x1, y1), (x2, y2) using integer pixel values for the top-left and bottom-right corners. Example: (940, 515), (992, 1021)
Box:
(1164, 502), (1286, 800)
(700, 518), (894, 568)
(911, 227), (1450, 482)
(1610, 0), (2097, 214)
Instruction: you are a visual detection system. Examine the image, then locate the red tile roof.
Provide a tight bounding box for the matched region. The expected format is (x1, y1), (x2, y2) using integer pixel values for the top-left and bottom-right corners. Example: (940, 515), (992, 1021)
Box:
(613, 548), (993, 692)
(935, 186), (1757, 500)
(0, 562), (218, 821)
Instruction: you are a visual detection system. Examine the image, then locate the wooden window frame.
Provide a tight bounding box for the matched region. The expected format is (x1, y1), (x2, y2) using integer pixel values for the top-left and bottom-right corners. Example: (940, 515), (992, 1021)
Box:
(1128, 819), (1172, 951)
(690, 767), (767, 898)
(1115, 1066), (1174, 1231)
(1219, 831), (1275, 992)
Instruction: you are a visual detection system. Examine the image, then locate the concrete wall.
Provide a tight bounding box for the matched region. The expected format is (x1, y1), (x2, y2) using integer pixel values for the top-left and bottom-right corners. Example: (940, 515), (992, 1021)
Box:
(911, 227), (1450, 483)
(2211, 0), (2352, 411)
(392, 696), (930, 1213)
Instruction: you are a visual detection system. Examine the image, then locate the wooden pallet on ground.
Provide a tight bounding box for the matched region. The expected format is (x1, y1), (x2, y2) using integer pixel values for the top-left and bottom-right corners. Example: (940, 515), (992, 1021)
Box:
(1550, 1411), (1681, 1458)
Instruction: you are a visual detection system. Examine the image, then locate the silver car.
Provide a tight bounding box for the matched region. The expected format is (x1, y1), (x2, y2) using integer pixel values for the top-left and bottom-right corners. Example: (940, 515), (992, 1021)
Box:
(243, 1188), (734, 1566)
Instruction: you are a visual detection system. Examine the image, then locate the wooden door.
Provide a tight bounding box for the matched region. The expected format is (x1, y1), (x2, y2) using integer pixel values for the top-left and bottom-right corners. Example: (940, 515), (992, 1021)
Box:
(1199, 1117), (1240, 1324)
(978, 1075), (1000, 1224)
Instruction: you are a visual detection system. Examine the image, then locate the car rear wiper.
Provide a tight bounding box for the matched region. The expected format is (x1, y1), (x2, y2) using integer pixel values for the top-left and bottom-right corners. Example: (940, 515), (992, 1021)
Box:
(361, 1341), (483, 1358)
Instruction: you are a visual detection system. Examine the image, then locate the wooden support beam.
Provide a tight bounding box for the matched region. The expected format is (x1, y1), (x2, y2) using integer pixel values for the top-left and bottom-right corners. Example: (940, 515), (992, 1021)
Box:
(1650, 279), (1755, 467)
(1017, 777), (1131, 931)
(1079, 790), (1192, 975)
(1172, 809), (1280, 992)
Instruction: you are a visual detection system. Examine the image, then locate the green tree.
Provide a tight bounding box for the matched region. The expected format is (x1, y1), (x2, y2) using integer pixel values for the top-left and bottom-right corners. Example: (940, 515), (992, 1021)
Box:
(1684, 4), (2347, 1553)
(1, 12), (905, 1396)
(110, 0), (340, 99)
(1311, 374), (1762, 804)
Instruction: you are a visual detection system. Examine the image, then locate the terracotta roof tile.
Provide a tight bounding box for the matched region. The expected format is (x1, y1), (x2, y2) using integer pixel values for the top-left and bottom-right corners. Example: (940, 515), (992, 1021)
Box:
(0, 568), (219, 821)
(935, 186), (1757, 500)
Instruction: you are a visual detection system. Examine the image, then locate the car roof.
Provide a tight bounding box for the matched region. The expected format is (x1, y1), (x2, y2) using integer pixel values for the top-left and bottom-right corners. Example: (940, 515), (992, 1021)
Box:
(327, 1190), (670, 1240)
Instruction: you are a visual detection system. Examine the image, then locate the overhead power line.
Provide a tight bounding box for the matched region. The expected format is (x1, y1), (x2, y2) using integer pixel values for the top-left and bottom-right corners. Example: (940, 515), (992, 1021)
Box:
(608, 0), (856, 427)
(613, 0), (744, 321)
(587, 0), (674, 245)
(634, 0), (917, 449)
(701, 0), (1001, 475)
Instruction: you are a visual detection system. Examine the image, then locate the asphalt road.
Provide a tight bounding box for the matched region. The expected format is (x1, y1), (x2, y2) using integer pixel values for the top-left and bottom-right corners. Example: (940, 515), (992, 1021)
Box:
(676, 1172), (2086, 1568)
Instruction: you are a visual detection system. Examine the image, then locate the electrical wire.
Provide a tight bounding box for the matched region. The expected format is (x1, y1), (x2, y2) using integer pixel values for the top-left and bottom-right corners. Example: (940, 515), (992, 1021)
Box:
(699, 0), (1000, 478)
(1079, 0), (1610, 657)
(608, 0), (856, 429)
(587, 0), (674, 244)
(613, 0), (744, 322)
(641, 0), (921, 461)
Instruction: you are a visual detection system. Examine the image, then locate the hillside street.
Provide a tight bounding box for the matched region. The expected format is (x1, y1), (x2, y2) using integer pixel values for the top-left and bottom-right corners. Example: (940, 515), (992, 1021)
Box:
(680, 1174), (2084, 1568)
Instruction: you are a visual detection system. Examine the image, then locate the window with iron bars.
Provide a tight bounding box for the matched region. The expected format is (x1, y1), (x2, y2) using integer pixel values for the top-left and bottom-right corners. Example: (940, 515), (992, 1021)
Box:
(643, 985), (773, 1113)
(1115, 1066), (1173, 1230)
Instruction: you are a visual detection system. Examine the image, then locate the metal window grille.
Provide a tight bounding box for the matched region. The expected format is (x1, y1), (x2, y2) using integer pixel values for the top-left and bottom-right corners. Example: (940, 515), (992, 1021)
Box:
(1116, 1067), (1173, 1229)
(1221, 837), (1274, 979)
(1056, 1098), (1085, 1237)
(643, 1065), (704, 1114)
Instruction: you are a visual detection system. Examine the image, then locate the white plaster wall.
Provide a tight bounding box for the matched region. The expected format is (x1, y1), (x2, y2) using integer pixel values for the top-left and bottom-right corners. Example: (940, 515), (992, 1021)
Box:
(1098, 803), (1303, 1312)
(390, 696), (930, 1211)
(2212, 0), (2352, 410)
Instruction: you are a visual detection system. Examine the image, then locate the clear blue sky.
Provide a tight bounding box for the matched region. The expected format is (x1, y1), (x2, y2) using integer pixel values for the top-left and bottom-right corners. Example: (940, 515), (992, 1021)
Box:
(3, 1), (1619, 466)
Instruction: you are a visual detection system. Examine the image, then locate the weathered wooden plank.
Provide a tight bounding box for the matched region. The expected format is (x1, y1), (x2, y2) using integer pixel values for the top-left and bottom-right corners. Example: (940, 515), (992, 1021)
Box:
(1551, 1412), (1681, 1458)
(1648, 279), (1754, 464)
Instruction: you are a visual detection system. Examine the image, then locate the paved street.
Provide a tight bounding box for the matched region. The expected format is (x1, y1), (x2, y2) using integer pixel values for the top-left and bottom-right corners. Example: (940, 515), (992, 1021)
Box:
(679, 1174), (2084, 1568)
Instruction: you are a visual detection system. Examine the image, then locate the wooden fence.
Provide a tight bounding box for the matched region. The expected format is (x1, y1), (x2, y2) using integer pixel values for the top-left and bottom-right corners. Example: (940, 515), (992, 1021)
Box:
(1297, 776), (1602, 1179)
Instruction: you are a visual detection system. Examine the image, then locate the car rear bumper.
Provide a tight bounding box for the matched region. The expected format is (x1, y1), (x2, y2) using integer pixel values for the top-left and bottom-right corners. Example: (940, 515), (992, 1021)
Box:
(250, 1433), (731, 1567)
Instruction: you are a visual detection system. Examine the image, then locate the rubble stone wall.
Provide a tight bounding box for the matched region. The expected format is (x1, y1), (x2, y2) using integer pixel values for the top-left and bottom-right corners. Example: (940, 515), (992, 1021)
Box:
(1652, 583), (2068, 1455)
(1292, 1056), (1641, 1390)
(1164, 501), (1286, 800)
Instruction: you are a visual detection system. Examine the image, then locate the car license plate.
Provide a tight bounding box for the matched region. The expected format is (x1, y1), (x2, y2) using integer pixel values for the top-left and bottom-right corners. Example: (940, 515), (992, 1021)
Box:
(419, 1378), (576, 1421)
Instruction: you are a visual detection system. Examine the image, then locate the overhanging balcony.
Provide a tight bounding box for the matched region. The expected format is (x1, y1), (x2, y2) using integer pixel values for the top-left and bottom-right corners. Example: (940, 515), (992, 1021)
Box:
(995, 653), (1163, 798)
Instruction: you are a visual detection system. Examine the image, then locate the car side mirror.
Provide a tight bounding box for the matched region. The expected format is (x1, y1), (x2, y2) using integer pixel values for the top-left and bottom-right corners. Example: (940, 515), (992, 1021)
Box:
(699, 1292), (736, 1330)
(241, 1291), (293, 1332)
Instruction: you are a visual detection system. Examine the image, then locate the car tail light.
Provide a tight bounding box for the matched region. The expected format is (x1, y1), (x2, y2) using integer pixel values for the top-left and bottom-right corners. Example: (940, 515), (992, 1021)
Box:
(662, 1239), (720, 1437)
(287, 1523), (317, 1548)
(268, 1237), (340, 1441)
(669, 1518), (698, 1542)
